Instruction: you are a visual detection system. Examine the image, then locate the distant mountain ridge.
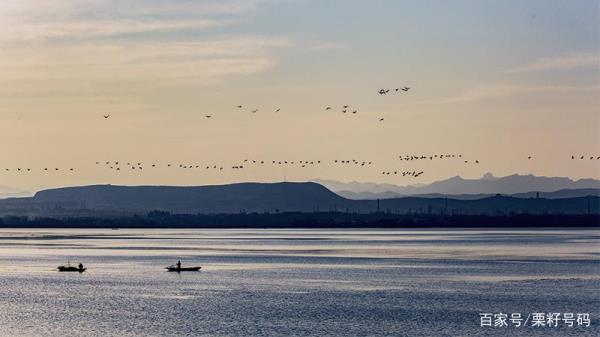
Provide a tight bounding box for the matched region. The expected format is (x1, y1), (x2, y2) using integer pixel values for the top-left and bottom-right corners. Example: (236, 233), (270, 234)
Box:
(314, 173), (600, 196)
(30, 182), (344, 214)
(337, 188), (600, 200)
(0, 182), (598, 217)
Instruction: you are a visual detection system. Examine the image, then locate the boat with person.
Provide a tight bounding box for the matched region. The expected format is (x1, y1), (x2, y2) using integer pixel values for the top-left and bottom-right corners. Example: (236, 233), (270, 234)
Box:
(165, 260), (201, 272)
(58, 262), (86, 272)
(165, 266), (201, 272)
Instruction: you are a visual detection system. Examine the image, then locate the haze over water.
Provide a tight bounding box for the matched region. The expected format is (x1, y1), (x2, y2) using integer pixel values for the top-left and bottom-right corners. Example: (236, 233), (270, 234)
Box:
(0, 228), (598, 336)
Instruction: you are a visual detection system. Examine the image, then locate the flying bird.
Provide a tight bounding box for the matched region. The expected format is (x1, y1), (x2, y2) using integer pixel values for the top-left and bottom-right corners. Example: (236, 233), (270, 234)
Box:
(401, 87), (410, 92)
(103, 115), (110, 119)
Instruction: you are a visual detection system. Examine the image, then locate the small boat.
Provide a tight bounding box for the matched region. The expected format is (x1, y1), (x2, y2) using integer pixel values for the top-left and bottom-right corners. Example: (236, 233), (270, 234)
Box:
(165, 265), (201, 272)
(58, 263), (86, 273)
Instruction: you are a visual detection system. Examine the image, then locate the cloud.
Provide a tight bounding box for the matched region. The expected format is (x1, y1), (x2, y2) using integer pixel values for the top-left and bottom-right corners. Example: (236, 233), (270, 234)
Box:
(303, 42), (347, 52)
(0, 37), (290, 93)
(501, 52), (600, 73)
(422, 84), (600, 105)
(0, 19), (229, 43)
(0, 0), (292, 96)
(0, 0), (275, 43)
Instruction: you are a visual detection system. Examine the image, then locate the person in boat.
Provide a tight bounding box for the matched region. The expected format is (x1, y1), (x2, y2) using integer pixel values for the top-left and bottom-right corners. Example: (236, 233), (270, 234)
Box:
(78, 263), (84, 271)
(176, 260), (181, 269)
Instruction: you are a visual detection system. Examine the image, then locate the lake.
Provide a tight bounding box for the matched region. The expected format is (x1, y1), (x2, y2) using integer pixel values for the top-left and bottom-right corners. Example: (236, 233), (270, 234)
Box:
(0, 228), (598, 336)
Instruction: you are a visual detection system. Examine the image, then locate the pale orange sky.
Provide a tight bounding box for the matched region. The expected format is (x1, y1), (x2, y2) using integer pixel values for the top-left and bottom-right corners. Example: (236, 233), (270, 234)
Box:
(0, 0), (599, 192)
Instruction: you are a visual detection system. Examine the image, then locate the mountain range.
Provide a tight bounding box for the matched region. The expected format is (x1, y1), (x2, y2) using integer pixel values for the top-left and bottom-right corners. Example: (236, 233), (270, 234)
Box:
(314, 173), (600, 198)
(336, 189), (600, 200)
(0, 181), (598, 218)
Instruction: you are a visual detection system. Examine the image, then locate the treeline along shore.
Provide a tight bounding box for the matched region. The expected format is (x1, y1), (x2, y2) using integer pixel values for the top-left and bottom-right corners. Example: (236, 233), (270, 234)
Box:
(0, 182), (599, 228)
(1, 212), (598, 228)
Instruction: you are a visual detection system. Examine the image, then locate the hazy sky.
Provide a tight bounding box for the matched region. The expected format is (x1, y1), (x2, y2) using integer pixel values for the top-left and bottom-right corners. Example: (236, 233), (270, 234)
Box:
(0, 0), (598, 192)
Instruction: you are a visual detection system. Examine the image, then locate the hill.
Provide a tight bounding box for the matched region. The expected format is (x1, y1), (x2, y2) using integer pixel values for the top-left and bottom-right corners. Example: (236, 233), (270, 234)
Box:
(30, 182), (345, 214)
(315, 173), (600, 196)
(0, 182), (598, 218)
(337, 188), (600, 200)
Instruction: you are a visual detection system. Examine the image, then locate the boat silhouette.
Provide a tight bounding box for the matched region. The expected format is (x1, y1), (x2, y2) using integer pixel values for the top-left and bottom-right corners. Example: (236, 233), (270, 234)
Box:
(165, 265), (201, 272)
(58, 262), (86, 272)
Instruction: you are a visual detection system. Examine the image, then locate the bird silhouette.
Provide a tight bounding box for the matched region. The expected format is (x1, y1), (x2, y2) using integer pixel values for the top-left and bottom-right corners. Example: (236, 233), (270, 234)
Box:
(379, 118), (384, 122)
(401, 87), (410, 91)
(103, 115), (110, 119)
(325, 107), (332, 110)
(205, 115), (212, 118)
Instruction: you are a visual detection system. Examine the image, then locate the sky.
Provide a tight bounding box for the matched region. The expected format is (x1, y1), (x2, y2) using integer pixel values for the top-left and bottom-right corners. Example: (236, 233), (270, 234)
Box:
(0, 0), (598, 192)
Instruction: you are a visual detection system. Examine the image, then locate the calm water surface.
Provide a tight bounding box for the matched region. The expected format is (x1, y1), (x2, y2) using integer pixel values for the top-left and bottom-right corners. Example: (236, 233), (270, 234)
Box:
(0, 228), (598, 336)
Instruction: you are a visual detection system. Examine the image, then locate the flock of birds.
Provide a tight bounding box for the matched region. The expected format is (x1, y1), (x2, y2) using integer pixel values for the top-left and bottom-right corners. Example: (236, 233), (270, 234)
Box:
(381, 170), (424, 177)
(10, 153), (591, 179)
(399, 154), (462, 161)
(378, 87), (410, 95)
(102, 86), (414, 122)
(3, 153), (597, 178)
(7, 84), (597, 181)
(3, 167), (75, 172)
(397, 153), (483, 164)
(3, 152), (597, 177)
(88, 159), (377, 173)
